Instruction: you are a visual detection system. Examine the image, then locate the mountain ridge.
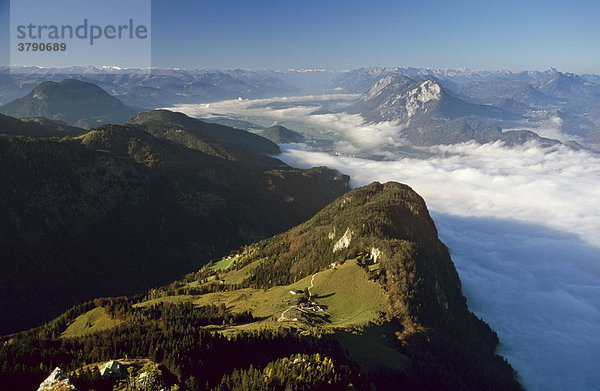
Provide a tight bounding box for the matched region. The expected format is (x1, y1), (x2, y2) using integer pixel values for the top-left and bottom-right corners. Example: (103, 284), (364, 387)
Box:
(0, 113), (84, 138)
(0, 114), (349, 334)
(1, 181), (522, 391)
(0, 79), (138, 128)
(126, 109), (280, 155)
(258, 124), (306, 144)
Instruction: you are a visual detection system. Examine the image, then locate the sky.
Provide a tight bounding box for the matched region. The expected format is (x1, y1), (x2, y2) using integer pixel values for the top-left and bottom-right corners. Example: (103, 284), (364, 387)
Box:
(3, 0), (151, 69)
(0, 0), (7, 66)
(2, 0), (600, 73)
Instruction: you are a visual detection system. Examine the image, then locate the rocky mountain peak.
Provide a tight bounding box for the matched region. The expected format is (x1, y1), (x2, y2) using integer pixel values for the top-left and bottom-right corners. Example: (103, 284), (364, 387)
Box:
(361, 74), (415, 101)
(350, 73), (518, 126)
(405, 79), (443, 117)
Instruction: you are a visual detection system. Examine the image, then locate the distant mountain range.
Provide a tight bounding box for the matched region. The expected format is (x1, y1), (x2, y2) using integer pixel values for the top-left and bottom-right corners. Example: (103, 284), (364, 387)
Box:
(334, 67), (600, 145)
(345, 74), (562, 146)
(0, 67), (300, 109)
(327, 66), (563, 94)
(460, 71), (600, 113)
(0, 110), (349, 334)
(2, 66), (598, 145)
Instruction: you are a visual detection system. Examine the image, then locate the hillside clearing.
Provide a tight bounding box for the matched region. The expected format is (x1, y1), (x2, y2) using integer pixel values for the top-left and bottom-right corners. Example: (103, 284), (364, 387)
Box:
(62, 307), (122, 338)
(64, 260), (387, 337)
(210, 256), (239, 271)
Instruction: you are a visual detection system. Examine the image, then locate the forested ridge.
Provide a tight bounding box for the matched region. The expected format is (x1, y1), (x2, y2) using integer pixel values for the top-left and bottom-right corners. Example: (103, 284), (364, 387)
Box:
(1, 182), (522, 390)
(0, 112), (349, 334)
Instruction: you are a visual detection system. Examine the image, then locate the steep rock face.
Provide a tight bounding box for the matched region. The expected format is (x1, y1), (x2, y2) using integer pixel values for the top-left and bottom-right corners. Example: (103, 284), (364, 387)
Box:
(404, 79), (443, 117)
(0, 79), (137, 128)
(350, 74), (516, 123)
(0, 123), (349, 334)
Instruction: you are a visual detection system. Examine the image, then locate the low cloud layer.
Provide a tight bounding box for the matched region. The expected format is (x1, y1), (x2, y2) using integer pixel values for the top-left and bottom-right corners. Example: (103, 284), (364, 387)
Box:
(278, 142), (600, 391)
(167, 94), (358, 121)
(166, 95), (408, 153)
(435, 214), (600, 391)
(169, 96), (584, 157)
(504, 115), (584, 145)
(280, 142), (600, 250)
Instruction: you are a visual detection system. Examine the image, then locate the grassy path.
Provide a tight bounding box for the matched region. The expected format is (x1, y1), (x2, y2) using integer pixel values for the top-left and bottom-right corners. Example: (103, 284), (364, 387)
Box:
(277, 306), (297, 322)
(308, 274), (316, 297)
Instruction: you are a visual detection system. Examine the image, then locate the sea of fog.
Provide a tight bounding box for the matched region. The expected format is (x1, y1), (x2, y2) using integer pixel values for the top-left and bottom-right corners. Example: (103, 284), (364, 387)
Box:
(278, 143), (600, 391)
(168, 98), (600, 391)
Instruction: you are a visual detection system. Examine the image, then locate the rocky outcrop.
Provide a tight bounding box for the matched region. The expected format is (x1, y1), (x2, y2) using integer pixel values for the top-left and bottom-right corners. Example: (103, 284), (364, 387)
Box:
(37, 367), (76, 391)
(349, 74), (516, 123)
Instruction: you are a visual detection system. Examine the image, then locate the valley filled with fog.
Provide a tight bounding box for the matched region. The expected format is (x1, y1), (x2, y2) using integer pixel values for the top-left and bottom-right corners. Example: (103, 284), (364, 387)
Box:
(168, 95), (600, 391)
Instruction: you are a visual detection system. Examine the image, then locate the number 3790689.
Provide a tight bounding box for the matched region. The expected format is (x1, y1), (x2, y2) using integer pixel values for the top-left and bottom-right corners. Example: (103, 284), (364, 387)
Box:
(17, 43), (67, 51)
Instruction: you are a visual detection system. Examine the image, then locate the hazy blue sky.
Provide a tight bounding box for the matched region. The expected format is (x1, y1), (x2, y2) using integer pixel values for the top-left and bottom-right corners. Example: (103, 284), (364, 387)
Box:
(0, 0), (7, 66)
(2, 0), (600, 73)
